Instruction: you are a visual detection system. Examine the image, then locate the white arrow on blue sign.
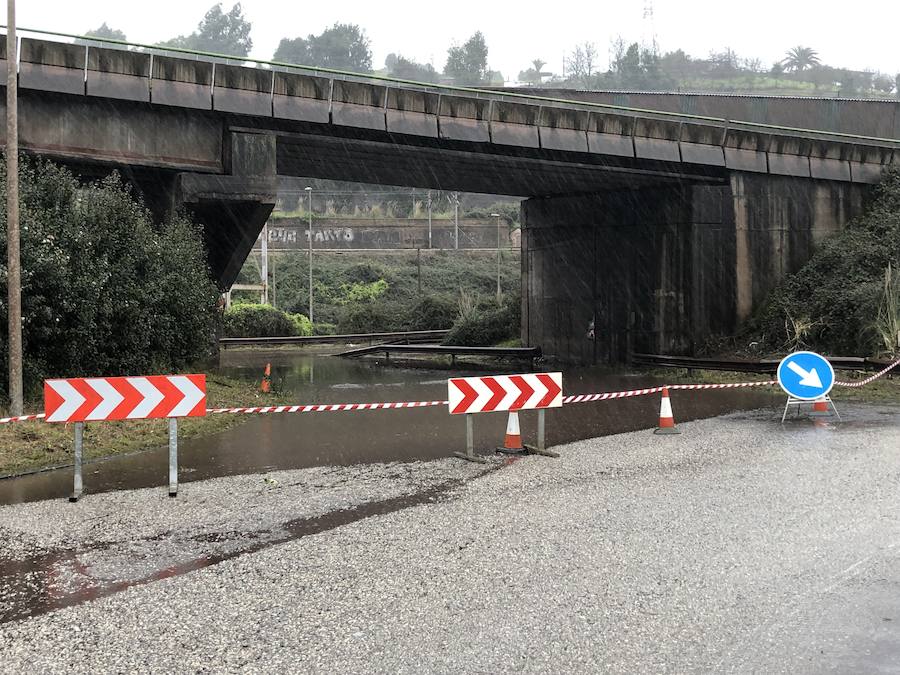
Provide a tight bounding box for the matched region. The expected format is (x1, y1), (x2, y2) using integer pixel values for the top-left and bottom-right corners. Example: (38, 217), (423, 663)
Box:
(776, 351), (835, 401)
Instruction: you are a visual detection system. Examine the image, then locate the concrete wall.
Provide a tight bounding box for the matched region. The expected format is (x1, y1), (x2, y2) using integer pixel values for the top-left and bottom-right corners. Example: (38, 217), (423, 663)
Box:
(260, 218), (517, 250)
(521, 173), (869, 363)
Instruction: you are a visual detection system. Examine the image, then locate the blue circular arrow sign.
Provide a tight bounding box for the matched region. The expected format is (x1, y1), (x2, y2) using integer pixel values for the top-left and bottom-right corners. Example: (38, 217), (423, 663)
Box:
(777, 351), (835, 401)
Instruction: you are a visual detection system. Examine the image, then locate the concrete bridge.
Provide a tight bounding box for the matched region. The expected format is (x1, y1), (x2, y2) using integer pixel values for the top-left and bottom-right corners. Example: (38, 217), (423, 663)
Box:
(4, 30), (900, 361)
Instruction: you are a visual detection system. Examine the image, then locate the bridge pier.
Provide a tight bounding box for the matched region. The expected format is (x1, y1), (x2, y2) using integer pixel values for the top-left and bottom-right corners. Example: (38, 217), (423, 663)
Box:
(521, 173), (868, 364)
(141, 131), (277, 289)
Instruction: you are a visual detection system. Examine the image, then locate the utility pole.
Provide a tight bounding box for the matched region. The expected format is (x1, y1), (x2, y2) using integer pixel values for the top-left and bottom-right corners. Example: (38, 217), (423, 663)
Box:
(305, 186), (313, 324)
(6, 0), (23, 415)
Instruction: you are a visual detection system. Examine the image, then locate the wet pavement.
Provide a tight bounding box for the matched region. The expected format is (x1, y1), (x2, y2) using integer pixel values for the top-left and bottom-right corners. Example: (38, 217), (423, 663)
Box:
(0, 352), (778, 504)
(1, 405), (899, 672)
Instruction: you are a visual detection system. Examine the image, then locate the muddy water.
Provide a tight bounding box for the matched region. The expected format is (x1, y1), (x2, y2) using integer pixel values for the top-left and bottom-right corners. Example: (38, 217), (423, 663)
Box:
(0, 352), (779, 504)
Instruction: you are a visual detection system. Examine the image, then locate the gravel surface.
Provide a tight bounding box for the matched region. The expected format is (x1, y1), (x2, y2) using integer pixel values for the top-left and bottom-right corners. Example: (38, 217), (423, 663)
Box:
(2, 404), (900, 673)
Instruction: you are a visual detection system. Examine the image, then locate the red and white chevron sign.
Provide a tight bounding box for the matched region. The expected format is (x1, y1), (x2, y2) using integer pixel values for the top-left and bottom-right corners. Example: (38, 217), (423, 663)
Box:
(448, 372), (563, 415)
(44, 375), (207, 423)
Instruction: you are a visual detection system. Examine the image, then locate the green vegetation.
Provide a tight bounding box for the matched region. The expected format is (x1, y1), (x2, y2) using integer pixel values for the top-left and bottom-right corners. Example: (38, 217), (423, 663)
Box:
(223, 303), (312, 338)
(0, 155), (219, 400)
(157, 2), (252, 57)
(235, 250), (520, 336)
(751, 169), (900, 356)
(442, 291), (520, 347)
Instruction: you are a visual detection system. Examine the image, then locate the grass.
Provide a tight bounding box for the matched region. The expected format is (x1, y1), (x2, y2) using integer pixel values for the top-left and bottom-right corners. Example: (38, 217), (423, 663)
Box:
(0, 375), (285, 478)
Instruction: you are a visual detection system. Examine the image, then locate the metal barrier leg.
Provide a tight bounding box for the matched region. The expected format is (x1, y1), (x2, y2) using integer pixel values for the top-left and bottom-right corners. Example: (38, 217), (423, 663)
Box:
(525, 409), (560, 458)
(69, 422), (84, 503)
(168, 418), (178, 497)
(453, 414), (488, 463)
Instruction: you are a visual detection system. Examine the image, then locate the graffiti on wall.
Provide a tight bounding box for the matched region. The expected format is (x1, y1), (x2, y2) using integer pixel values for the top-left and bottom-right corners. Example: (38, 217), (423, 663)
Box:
(268, 227), (354, 244)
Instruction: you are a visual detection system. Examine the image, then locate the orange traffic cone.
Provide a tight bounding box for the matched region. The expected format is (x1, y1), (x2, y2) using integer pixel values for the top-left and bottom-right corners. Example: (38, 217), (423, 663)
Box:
(808, 397), (832, 417)
(496, 411), (526, 454)
(260, 363), (272, 393)
(654, 387), (680, 435)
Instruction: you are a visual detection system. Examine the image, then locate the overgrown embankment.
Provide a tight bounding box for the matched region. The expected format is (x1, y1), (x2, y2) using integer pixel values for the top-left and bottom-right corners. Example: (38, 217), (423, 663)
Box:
(233, 250), (521, 343)
(749, 169), (900, 357)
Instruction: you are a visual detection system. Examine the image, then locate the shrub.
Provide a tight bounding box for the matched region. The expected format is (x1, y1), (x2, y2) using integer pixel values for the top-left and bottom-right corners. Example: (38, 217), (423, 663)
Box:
(339, 279), (388, 304)
(337, 303), (396, 334)
(442, 291), (521, 346)
(344, 262), (386, 284)
(405, 294), (457, 330)
(223, 303), (311, 337)
(289, 312), (313, 336)
(0, 155), (219, 396)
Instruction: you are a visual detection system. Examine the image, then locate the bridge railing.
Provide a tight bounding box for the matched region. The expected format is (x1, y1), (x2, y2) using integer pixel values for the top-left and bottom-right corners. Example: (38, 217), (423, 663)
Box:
(2, 26), (898, 184)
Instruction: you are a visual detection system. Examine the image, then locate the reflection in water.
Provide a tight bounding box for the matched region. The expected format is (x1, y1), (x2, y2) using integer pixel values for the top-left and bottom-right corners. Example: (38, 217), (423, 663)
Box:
(0, 352), (779, 504)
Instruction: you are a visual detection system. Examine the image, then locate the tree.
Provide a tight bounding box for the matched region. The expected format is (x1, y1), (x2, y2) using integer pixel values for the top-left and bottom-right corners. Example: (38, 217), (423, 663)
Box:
(0, 156), (219, 394)
(518, 59), (549, 85)
(608, 41), (674, 90)
(708, 48), (739, 75)
(782, 46), (820, 72)
(84, 23), (127, 42)
(444, 32), (489, 86)
(872, 73), (895, 94)
(309, 24), (372, 71)
(385, 54), (438, 83)
(274, 23), (372, 72)
(273, 37), (310, 65)
(159, 2), (252, 57)
(564, 43), (598, 86)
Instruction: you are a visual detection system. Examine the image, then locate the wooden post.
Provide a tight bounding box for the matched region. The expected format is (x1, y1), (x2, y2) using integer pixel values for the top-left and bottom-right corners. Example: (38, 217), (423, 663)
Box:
(6, 0), (24, 415)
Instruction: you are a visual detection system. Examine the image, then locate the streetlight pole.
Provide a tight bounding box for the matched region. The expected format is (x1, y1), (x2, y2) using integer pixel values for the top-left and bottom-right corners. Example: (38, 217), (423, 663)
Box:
(426, 190), (432, 249)
(453, 192), (459, 250)
(305, 186), (313, 325)
(491, 213), (502, 301)
(6, 0), (23, 415)
(260, 222), (268, 304)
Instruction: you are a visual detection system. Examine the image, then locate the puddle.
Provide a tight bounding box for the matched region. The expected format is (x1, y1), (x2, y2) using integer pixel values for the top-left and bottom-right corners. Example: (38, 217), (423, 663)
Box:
(0, 463), (508, 625)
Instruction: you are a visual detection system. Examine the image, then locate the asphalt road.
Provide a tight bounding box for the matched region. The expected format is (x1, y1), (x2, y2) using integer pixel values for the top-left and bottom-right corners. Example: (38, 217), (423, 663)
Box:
(1, 404), (899, 673)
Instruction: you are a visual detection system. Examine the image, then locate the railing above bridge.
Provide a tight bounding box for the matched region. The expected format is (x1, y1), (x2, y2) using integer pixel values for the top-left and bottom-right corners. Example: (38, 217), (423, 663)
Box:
(2, 26), (899, 183)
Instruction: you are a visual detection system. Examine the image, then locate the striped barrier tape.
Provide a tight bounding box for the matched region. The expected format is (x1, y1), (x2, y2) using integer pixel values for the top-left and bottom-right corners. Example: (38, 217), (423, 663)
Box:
(1, 358), (896, 424)
(835, 356), (900, 388)
(206, 400), (448, 415)
(667, 380), (777, 391)
(0, 413), (46, 424)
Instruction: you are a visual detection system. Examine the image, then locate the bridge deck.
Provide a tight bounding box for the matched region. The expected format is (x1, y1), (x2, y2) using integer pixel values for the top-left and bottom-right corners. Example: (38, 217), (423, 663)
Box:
(3, 28), (898, 191)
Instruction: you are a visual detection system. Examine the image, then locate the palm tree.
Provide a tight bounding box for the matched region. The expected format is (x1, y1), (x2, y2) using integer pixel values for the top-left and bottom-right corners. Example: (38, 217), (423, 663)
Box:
(782, 46), (820, 72)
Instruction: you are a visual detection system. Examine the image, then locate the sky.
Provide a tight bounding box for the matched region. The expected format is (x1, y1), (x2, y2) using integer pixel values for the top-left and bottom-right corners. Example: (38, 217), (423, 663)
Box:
(17, 0), (900, 81)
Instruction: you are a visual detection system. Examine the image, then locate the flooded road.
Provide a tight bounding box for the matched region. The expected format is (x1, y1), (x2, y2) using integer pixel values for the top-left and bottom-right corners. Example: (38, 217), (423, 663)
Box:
(0, 351), (779, 504)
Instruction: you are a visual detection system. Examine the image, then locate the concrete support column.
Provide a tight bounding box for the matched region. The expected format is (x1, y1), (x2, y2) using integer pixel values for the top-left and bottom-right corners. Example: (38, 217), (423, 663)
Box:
(521, 184), (735, 364)
(520, 174), (869, 365)
(177, 131), (278, 288)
